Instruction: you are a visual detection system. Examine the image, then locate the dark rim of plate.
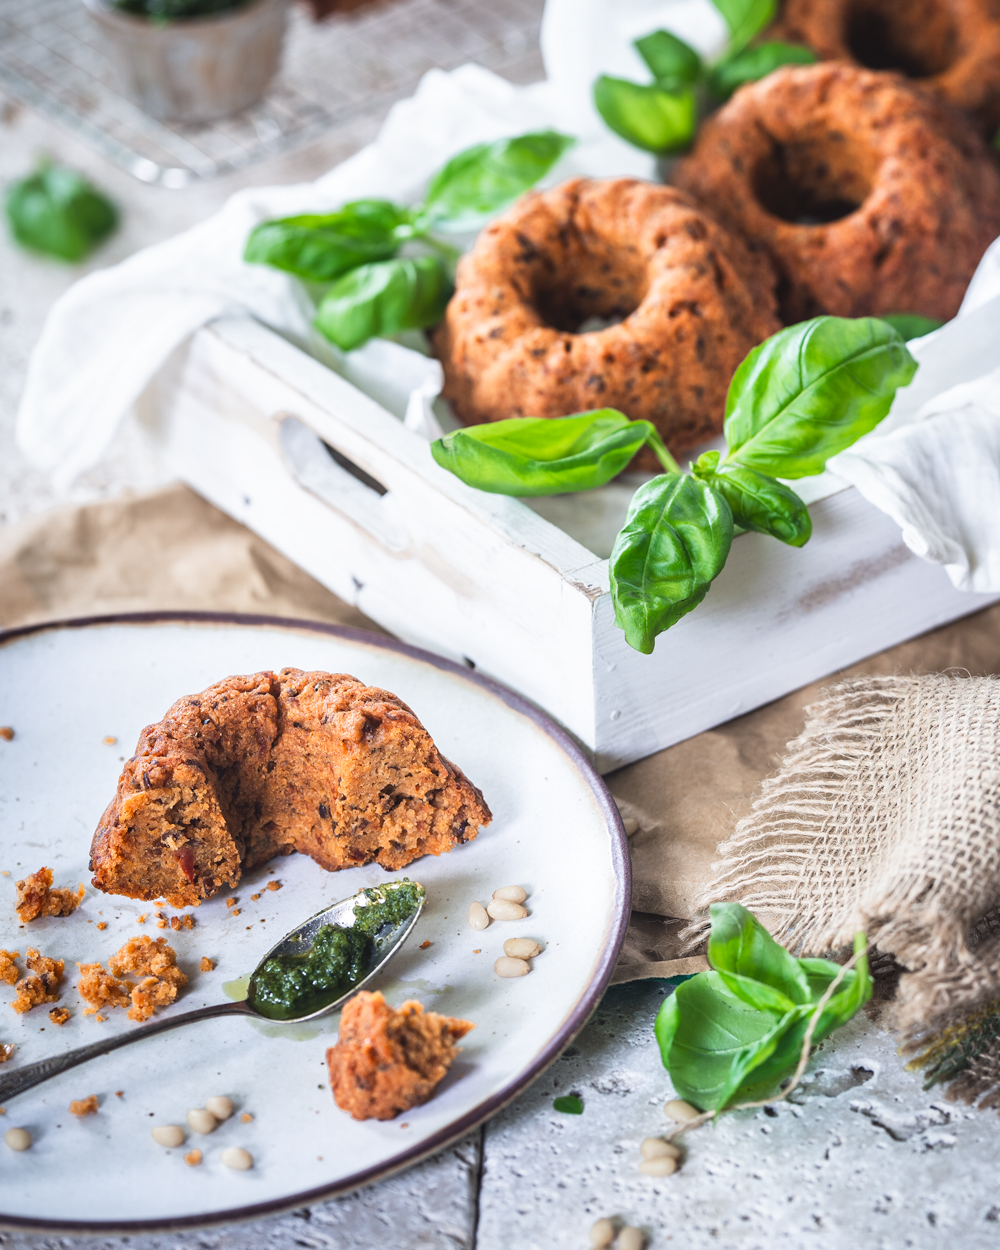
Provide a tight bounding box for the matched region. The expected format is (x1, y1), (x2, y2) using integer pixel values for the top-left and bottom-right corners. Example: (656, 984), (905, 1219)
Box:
(0, 610), (632, 1235)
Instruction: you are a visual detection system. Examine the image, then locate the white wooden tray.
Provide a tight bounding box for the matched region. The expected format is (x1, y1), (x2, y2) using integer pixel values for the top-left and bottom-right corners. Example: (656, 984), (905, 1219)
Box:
(140, 315), (999, 771)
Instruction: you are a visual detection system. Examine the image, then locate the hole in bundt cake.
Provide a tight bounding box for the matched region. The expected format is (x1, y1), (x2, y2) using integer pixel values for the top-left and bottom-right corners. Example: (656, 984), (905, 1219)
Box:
(752, 137), (872, 226)
(844, 0), (958, 79)
(530, 245), (647, 334)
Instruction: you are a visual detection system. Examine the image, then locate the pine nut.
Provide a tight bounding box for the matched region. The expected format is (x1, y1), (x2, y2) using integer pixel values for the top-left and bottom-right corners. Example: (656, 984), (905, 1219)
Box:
(152, 1125), (185, 1148)
(639, 1156), (677, 1176)
(486, 898), (527, 921)
(640, 1136), (680, 1160)
(205, 1095), (234, 1121)
(187, 1108), (218, 1134)
(493, 885), (527, 903)
(664, 1098), (701, 1124)
(590, 1217), (615, 1247)
(4, 1127), (30, 1152)
(221, 1146), (253, 1170)
(503, 938), (542, 959)
(616, 1227), (644, 1250)
(494, 956), (529, 978)
(468, 901), (490, 930)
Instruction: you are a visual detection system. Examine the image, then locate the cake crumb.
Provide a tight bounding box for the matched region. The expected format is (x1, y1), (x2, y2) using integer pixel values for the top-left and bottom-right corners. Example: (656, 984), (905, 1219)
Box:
(265, 880), (282, 892)
(0, 1044), (14, 1063)
(95, 1013), (106, 1022)
(251, 893), (261, 901)
(230, 909), (241, 918)
(103, 736), (117, 745)
(169, 914), (195, 931)
(96, 922), (107, 931)
(69, 1095), (99, 1117)
(78, 937), (187, 1023)
(137, 914), (147, 924)
(13, 950), (65, 1014)
(0, 727), (13, 742)
(200, 957), (213, 972)
(0, 950), (20, 986)
(241, 1112), (253, 1123)
(419, 940), (432, 950)
(115, 1091), (124, 1098)
(225, 897), (237, 908)
(49, 1007), (70, 1026)
(1, 871), (8, 876)
(472, 949), (481, 954)
(184, 1148), (202, 1167)
(156, 919), (167, 929)
(15, 867), (85, 923)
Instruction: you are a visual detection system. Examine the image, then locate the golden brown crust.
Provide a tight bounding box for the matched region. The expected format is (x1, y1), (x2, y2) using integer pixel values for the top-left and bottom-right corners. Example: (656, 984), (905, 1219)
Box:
(90, 668), (491, 907)
(326, 990), (474, 1121)
(770, 0), (1000, 135)
(436, 177), (781, 457)
(673, 63), (1000, 323)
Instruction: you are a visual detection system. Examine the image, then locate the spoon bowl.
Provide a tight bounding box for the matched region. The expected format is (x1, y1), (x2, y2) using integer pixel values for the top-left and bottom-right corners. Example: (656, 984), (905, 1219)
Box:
(0, 879), (425, 1104)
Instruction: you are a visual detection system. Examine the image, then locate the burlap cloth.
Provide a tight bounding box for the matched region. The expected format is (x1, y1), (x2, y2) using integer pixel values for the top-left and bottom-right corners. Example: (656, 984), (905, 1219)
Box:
(6, 483), (1000, 985)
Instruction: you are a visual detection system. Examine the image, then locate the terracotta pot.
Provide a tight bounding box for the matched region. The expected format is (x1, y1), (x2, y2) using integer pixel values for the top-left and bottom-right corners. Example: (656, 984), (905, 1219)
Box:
(82, 0), (289, 125)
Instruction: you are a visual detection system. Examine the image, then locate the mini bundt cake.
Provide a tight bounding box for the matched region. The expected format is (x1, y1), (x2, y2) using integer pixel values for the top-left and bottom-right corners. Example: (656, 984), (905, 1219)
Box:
(436, 177), (781, 457)
(90, 668), (491, 908)
(673, 64), (1000, 323)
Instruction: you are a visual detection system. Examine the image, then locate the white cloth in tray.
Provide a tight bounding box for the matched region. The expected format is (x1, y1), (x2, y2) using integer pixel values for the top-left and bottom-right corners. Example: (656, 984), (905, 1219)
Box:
(15, 0), (1000, 595)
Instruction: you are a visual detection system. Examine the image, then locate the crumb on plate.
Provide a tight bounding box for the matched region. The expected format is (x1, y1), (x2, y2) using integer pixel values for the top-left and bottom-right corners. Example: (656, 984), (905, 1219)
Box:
(78, 936), (187, 1023)
(184, 1148), (202, 1166)
(0, 950), (19, 986)
(0, 1044), (14, 1063)
(15, 867), (85, 923)
(200, 957), (213, 972)
(0, 727), (13, 742)
(49, 1007), (70, 1026)
(69, 1095), (98, 1117)
(96, 922), (107, 931)
(265, 880), (282, 892)
(13, 950), (65, 1014)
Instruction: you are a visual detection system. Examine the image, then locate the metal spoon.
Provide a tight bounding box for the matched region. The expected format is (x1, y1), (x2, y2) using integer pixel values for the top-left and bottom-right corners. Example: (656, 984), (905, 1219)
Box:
(0, 880), (424, 1104)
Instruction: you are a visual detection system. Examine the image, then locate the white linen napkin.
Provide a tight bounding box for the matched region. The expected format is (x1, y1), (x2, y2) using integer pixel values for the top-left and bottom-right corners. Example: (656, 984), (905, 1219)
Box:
(15, 0), (1000, 595)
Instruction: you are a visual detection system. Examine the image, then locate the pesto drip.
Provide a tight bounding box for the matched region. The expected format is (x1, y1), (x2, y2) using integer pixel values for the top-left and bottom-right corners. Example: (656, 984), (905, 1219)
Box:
(248, 881), (423, 1021)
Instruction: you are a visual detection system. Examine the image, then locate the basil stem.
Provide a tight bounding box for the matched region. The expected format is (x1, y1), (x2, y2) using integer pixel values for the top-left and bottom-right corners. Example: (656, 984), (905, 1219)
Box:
(593, 77), (697, 154)
(707, 41), (816, 100)
(5, 163), (118, 262)
(314, 255), (453, 352)
(609, 474), (733, 654)
(418, 130), (576, 233)
(634, 29), (703, 90)
(693, 451), (811, 547)
(655, 905), (871, 1112)
(723, 316), (918, 479)
(244, 200), (409, 282)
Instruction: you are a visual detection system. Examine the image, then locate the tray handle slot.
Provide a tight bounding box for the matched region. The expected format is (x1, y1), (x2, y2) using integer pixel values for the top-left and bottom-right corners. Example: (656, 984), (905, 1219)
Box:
(278, 414), (408, 553)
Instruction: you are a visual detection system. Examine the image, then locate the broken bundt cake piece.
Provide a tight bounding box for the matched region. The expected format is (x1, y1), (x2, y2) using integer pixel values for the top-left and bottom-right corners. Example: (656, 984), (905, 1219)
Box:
(89, 668), (491, 907)
(327, 990), (474, 1121)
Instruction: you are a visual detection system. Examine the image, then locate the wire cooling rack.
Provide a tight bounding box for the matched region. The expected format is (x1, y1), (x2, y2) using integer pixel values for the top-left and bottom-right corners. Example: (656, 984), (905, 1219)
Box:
(0, 0), (543, 185)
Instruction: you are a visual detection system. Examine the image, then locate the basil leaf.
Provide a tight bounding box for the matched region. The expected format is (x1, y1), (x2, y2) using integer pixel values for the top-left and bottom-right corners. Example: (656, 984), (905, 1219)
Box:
(709, 0), (777, 52)
(879, 312), (945, 342)
(420, 131), (575, 232)
(708, 41), (816, 99)
(723, 316), (918, 479)
(593, 77), (697, 154)
(707, 902), (812, 1005)
(431, 410), (657, 497)
(693, 451), (812, 547)
(314, 255), (452, 352)
(244, 200), (407, 282)
(609, 474), (733, 654)
(553, 1094), (583, 1114)
(713, 970), (798, 1015)
(634, 29), (703, 89)
(5, 163), (118, 262)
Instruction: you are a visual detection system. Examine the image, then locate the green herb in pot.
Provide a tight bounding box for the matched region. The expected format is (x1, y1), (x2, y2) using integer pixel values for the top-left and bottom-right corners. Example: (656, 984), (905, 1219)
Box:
(654, 903), (871, 1113)
(245, 129), (575, 352)
(5, 162), (118, 262)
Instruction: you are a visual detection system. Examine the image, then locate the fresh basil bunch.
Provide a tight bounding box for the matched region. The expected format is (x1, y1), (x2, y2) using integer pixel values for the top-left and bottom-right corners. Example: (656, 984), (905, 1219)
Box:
(431, 316), (917, 654)
(655, 904), (871, 1112)
(245, 130), (574, 352)
(593, 0), (815, 155)
(4, 162), (118, 262)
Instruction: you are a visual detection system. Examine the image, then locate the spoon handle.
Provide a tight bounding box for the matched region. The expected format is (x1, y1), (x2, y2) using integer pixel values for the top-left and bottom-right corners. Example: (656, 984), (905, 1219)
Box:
(0, 999), (254, 1104)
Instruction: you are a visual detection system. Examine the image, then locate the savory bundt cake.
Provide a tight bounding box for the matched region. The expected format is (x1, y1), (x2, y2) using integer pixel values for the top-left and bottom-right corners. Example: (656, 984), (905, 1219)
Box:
(90, 668), (491, 908)
(769, 0), (1000, 136)
(673, 64), (1000, 323)
(436, 177), (781, 457)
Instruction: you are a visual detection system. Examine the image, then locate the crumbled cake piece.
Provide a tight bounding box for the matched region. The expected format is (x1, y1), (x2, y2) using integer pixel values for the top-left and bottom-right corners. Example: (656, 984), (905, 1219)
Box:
(200, 957), (213, 972)
(326, 990), (474, 1122)
(49, 1007), (70, 1026)
(15, 867), (85, 923)
(12, 949), (65, 1014)
(265, 880), (282, 891)
(109, 935), (185, 984)
(169, 914), (195, 931)
(184, 1148), (202, 1166)
(0, 950), (20, 987)
(69, 1095), (99, 1116)
(96, 922), (107, 931)
(89, 669), (491, 908)
(0, 1043), (14, 1063)
(77, 963), (131, 1015)
(0, 727), (13, 742)
(127, 977), (178, 1023)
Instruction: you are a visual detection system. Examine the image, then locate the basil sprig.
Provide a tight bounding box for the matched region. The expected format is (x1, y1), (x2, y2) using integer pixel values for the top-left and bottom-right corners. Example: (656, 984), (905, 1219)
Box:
(5, 162), (118, 262)
(655, 904), (871, 1112)
(593, 0), (815, 154)
(244, 130), (574, 352)
(432, 315), (917, 654)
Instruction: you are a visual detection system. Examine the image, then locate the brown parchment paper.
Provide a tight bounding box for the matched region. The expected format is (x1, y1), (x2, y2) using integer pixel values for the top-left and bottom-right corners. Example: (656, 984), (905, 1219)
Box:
(4, 484), (1000, 984)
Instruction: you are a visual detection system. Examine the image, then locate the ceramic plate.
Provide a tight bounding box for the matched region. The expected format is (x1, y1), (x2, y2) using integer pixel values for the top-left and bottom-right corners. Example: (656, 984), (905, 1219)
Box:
(0, 614), (629, 1233)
